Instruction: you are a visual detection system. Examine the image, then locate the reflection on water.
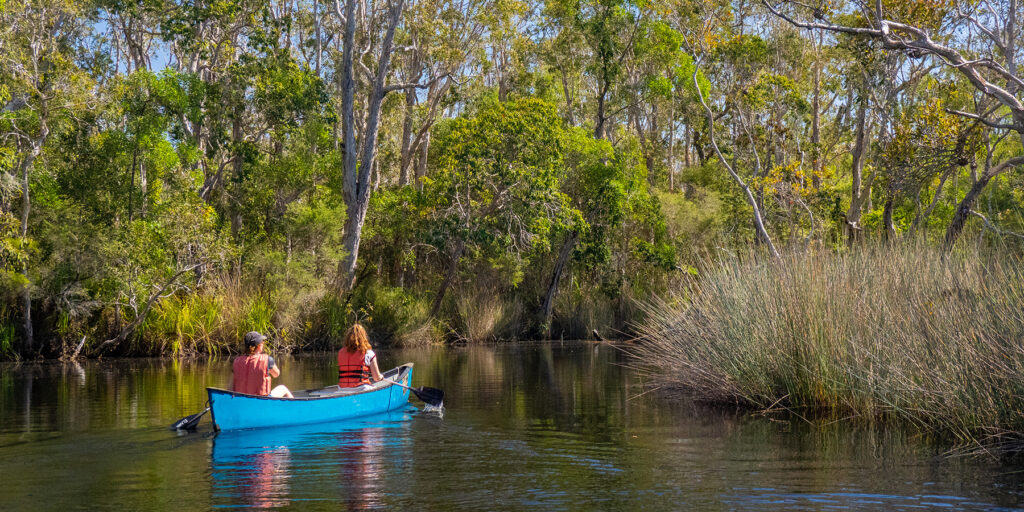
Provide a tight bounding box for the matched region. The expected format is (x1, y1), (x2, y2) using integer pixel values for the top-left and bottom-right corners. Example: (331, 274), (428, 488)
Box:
(218, 444), (291, 508)
(2, 343), (1024, 510)
(210, 411), (414, 509)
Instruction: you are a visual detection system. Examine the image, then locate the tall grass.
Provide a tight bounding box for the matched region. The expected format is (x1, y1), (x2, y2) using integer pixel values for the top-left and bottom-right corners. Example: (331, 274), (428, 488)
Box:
(633, 244), (1024, 442)
(357, 285), (437, 346)
(551, 285), (616, 340)
(453, 284), (520, 342)
(138, 281), (288, 356)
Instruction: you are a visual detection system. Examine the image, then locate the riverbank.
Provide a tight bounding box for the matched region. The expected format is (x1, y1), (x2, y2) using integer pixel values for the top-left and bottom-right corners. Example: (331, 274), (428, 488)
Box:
(633, 245), (1024, 444)
(0, 276), (644, 360)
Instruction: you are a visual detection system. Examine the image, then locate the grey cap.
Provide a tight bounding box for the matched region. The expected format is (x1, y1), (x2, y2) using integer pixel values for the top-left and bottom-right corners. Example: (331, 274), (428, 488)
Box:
(244, 331), (267, 347)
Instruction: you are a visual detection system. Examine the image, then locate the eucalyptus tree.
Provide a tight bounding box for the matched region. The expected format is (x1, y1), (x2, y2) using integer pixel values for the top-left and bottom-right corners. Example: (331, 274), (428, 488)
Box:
(394, 0), (488, 187)
(154, 0), (286, 212)
(763, 0), (1024, 249)
(26, 68), (238, 355)
(543, 0), (647, 140)
(671, 1), (781, 257)
(538, 25), (701, 333)
(623, 19), (687, 186)
(330, 0), (454, 293)
(0, 0), (92, 354)
(481, 0), (536, 102)
(95, 0), (164, 74)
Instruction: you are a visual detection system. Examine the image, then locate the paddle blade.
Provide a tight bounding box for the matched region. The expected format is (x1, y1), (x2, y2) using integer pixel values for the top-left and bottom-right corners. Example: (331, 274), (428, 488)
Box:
(171, 407), (209, 431)
(411, 386), (444, 407)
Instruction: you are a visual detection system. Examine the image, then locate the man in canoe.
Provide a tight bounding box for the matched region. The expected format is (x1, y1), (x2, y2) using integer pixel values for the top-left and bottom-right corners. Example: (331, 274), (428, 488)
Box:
(338, 323), (383, 388)
(233, 331), (294, 398)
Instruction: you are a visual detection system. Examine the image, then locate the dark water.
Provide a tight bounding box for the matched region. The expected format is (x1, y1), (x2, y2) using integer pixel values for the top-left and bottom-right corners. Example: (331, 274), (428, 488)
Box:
(2, 343), (1024, 511)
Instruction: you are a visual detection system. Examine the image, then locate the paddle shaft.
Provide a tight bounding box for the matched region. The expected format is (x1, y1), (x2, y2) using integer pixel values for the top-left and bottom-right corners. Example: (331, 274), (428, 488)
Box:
(386, 378), (419, 394)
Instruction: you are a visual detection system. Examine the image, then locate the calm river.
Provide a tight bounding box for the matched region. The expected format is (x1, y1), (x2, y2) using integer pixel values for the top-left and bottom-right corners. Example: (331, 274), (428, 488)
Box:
(2, 342), (1024, 510)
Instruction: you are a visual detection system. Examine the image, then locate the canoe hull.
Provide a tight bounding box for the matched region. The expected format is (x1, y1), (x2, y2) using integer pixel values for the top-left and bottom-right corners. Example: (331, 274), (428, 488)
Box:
(208, 363), (413, 431)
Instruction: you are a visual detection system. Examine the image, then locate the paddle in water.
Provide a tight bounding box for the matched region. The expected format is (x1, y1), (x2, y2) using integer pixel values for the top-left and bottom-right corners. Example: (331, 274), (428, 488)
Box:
(411, 386), (445, 407)
(388, 379), (444, 407)
(171, 406), (209, 431)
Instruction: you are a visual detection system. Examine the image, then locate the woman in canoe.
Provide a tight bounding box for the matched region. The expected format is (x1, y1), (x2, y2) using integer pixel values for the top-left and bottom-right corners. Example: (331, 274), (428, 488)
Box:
(338, 323), (383, 388)
(233, 331), (294, 398)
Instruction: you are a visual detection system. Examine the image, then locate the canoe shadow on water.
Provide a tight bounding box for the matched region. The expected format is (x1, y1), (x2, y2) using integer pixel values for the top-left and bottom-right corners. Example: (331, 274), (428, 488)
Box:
(210, 406), (419, 509)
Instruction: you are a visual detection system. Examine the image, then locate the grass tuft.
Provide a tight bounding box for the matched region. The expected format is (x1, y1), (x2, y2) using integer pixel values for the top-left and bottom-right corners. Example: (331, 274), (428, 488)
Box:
(633, 244), (1024, 443)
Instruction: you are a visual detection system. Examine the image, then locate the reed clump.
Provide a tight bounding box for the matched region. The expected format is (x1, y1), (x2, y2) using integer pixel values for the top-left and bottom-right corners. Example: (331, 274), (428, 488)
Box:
(453, 284), (518, 342)
(634, 245), (1024, 442)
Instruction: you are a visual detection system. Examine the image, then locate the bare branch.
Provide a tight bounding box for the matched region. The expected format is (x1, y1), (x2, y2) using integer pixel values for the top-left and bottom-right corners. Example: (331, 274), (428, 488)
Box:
(763, 1), (1024, 124)
(985, 155), (1024, 179)
(946, 109), (1020, 130)
(383, 70), (450, 93)
(96, 263), (202, 353)
(971, 210), (1024, 240)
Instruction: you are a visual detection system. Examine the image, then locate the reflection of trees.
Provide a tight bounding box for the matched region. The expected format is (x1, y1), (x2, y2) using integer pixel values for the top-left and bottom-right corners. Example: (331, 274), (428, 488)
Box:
(0, 354), (359, 434)
(391, 342), (675, 436)
(393, 342), (726, 504)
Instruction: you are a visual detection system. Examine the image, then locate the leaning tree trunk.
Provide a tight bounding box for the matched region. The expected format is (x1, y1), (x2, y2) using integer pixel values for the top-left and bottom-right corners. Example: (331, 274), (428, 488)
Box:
(692, 61), (780, 259)
(540, 233), (578, 336)
(429, 240), (465, 318)
(944, 174), (993, 251)
(944, 155), (1024, 250)
(96, 264), (200, 353)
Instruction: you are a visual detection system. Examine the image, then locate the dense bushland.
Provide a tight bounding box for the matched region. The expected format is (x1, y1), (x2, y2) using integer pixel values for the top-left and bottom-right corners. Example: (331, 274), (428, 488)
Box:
(4, 0), (1024, 360)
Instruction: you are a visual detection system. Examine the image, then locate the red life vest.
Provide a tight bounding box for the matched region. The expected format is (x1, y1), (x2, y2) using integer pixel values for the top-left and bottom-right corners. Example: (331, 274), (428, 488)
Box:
(338, 349), (370, 387)
(233, 353), (271, 396)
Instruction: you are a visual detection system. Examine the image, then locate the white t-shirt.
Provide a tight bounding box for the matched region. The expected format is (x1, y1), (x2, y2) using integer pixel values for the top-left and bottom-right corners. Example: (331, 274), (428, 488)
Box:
(364, 349), (376, 367)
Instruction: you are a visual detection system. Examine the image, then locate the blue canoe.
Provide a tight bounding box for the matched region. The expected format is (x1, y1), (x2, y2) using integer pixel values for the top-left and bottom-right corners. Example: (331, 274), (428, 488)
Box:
(207, 363), (414, 431)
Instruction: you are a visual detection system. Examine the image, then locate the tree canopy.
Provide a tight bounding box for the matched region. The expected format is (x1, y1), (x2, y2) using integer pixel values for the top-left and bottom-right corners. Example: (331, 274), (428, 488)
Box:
(2, 0), (1023, 358)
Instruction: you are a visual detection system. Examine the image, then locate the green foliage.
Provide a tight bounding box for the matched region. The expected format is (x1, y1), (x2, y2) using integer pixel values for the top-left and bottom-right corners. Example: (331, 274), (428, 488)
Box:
(425, 97), (573, 272)
(6, 0), (1024, 360)
(140, 293), (224, 356)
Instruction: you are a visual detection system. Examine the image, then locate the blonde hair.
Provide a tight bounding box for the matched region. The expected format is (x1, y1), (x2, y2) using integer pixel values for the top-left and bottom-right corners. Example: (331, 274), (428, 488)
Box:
(343, 323), (372, 353)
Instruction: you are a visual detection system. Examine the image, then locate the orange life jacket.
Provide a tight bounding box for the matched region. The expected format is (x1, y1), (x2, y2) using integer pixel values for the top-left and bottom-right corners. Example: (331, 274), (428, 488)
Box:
(233, 353), (271, 396)
(338, 348), (370, 387)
